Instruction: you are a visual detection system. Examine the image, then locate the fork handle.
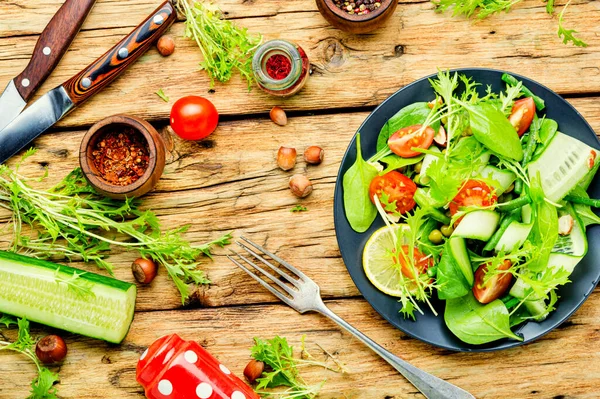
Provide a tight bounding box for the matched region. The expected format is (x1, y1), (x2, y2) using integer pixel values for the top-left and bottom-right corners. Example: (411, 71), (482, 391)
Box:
(314, 303), (475, 399)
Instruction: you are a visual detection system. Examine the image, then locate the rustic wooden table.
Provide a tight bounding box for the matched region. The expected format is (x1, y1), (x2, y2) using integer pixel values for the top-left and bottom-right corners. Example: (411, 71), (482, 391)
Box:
(1, 0), (600, 398)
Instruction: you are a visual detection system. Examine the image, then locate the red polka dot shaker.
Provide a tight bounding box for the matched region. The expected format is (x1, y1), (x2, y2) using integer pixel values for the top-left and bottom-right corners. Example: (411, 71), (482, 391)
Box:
(137, 334), (260, 399)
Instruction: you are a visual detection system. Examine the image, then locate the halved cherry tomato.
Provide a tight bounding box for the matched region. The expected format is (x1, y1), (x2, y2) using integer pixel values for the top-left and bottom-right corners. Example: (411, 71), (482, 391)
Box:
(509, 97), (535, 137)
(392, 245), (433, 279)
(388, 124), (435, 158)
(369, 171), (417, 215)
(448, 180), (497, 216)
(473, 260), (513, 304)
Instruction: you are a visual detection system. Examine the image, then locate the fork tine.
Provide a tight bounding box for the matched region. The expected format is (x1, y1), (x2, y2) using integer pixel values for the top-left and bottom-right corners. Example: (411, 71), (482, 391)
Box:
(230, 250), (297, 297)
(227, 255), (296, 307)
(236, 241), (302, 288)
(240, 236), (310, 281)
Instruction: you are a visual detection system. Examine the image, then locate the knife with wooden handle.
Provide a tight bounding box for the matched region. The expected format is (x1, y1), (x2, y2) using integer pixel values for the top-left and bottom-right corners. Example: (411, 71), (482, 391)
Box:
(0, 0), (97, 132)
(0, 0), (176, 165)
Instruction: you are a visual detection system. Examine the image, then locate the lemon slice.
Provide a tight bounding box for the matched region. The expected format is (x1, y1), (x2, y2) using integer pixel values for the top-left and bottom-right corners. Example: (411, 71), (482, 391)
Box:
(363, 224), (410, 297)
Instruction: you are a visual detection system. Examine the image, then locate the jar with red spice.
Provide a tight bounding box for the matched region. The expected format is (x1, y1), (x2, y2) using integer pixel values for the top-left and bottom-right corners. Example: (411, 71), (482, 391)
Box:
(252, 39), (310, 97)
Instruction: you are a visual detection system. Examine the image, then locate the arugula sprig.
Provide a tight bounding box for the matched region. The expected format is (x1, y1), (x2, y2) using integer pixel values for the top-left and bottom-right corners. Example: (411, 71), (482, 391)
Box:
(0, 151), (232, 304)
(0, 318), (60, 399)
(176, 0), (262, 88)
(557, 0), (588, 47)
(250, 336), (344, 399)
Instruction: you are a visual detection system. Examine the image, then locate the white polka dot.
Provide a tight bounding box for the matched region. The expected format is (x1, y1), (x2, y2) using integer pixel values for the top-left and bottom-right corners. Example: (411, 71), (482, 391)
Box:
(184, 350), (198, 364)
(140, 348), (149, 360)
(195, 382), (213, 398)
(158, 379), (173, 396)
(231, 391), (245, 399)
(219, 364), (231, 375)
(43, 46), (52, 56)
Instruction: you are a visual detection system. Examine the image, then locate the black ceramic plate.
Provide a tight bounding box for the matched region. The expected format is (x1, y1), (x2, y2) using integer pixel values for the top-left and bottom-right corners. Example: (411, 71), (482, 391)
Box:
(333, 68), (600, 352)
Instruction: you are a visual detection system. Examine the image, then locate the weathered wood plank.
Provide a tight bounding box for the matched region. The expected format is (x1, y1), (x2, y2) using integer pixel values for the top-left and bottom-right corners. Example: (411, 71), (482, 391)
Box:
(0, 103), (598, 311)
(0, 1), (598, 128)
(1, 296), (599, 399)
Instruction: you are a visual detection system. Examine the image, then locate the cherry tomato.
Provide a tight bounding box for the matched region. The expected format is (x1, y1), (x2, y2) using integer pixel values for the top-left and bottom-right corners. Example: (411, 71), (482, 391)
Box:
(392, 245), (433, 279)
(509, 97), (535, 137)
(449, 180), (497, 216)
(473, 260), (513, 304)
(369, 171), (417, 215)
(388, 125), (435, 158)
(170, 96), (219, 141)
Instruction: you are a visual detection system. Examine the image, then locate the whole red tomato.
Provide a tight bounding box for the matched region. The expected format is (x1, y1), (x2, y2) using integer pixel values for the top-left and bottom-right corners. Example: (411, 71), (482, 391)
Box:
(170, 96), (219, 141)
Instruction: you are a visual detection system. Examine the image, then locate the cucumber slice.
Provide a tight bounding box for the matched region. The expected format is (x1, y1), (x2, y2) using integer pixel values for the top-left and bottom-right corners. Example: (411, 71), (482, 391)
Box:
(447, 237), (474, 286)
(0, 251), (136, 343)
(494, 221), (533, 253)
(478, 165), (516, 195)
(521, 204), (533, 224)
(524, 299), (548, 321)
(419, 147), (441, 185)
(452, 210), (500, 241)
(528, 132), (599, 202)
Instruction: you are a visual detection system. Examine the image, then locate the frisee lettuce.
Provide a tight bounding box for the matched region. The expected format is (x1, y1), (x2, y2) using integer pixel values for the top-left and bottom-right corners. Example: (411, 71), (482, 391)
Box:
(0, 150), (231, 304)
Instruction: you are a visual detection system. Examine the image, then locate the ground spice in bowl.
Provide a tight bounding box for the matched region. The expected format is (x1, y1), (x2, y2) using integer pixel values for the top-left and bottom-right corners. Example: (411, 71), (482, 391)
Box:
(333, 0), (381, 15)
(91, 127), (150, 186)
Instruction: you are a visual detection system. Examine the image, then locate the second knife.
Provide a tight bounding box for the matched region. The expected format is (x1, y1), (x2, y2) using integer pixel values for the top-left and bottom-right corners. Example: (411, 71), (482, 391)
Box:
(0, 0), (176, 165)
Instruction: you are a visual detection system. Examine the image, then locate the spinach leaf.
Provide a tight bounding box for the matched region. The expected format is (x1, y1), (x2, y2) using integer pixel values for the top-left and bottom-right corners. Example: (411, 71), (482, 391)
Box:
(444, 294), (522, 345)
(376, 103), (440, 151)
(343, 133), (379, 233)
(528, 173), (559, 272)
(466, 103), (523, 161)
(380, 154), (425, 175)
(532, 119), (558, 158)
(436, 245), (470, 300)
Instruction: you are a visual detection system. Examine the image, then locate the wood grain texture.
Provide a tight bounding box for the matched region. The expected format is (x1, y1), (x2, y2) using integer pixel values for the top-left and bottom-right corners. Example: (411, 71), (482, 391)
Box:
(0, 296), (599, 399)
(14, 0), (97, 101)
(0, 1), (599, 127)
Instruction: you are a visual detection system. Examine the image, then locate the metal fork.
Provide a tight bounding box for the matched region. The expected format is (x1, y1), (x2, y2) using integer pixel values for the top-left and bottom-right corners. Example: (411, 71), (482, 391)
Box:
(227, 237), (475, 399)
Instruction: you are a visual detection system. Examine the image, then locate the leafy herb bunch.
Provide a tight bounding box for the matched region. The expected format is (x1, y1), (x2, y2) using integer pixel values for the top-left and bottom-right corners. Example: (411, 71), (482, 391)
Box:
(0, 150), (231, 304)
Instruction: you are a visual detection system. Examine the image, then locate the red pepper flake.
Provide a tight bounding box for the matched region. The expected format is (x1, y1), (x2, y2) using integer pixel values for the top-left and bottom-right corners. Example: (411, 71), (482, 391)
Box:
(92, 128), (150, 186)
(265, 54), (292, 80)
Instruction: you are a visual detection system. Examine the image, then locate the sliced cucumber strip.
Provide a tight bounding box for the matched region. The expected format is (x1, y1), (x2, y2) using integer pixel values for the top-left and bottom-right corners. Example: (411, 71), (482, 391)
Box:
(521, 204), (533, 224)
(0, 251), (136, 343)
(447, 237), (474, 286)
(528, 132), (599, 202)
(478, 165), (516, 195)
(494, 221), (533, 253)
(452, 210), (500, 241)
(419, 147), (441, 185)
(524, 299), (548, 322)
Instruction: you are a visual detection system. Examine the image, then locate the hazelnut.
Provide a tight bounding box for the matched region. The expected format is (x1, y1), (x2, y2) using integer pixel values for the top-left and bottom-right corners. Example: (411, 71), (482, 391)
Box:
(304, 146), (324, 165)
(36, 335), (67, 364)
(157, 35), (175, 57)
(277, 147), (297, 171)
(132, 258), (158, 284)
(243, 360), (265, 383)
(270, 107), (287, 126)
(289, 175), (313, 198)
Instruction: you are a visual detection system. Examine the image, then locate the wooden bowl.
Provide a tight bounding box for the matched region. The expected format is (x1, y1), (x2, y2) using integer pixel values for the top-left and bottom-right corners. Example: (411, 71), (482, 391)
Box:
(315, 0), (398, 34)
(79, 114), (166, 199)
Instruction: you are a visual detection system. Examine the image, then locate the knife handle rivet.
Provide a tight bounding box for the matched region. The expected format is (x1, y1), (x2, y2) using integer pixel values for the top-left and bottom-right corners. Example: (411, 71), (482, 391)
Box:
(21, 78), (30, 88)
(43, 47), (52, 56)
(118, 47), (129, 59)
(153, 15), (164, 25)
(82, 77), (92, 89)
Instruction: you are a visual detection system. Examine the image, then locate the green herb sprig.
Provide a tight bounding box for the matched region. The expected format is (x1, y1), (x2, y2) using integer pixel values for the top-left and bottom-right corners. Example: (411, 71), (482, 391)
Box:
(250, 336), (345, 399)
(0, 318), (60, 399)
(0, 150), (231, 304)
(176, 0), (262, 88)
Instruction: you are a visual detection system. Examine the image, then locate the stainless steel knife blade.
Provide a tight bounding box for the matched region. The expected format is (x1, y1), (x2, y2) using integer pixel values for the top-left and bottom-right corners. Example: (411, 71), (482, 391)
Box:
(0, 86), (74, 164)
(0, 80), (28, 132)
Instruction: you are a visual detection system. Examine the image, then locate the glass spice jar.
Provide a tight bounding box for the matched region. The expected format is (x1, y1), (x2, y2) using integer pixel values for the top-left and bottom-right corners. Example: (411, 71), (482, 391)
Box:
(252, 39), (310, 97)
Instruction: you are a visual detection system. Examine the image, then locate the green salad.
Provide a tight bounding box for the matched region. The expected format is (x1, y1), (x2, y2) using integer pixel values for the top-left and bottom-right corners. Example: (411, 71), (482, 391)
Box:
(343, 71), (600, 345)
